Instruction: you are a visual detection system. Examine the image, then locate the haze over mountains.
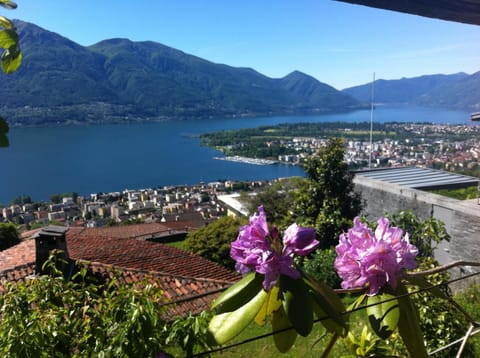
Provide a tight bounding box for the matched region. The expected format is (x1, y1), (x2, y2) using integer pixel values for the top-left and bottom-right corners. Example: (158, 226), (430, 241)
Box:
(342, 73), (480, 109)
(2, 21), (479, 126)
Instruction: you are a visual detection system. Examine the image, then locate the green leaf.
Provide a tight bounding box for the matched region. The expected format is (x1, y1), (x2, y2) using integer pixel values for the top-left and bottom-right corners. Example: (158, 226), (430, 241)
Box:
(207, 289), (267, 345)
(302, 272), (348, 336)
(211, 272), (263, 314)
(254, 285), (281, 326)
(271, 305), (297, 353)
(0, 29), (17, 48)
(280, 275), (313, 337)
(0, 1), (17, 10)
(396, 284), (429, 358)
(1, 46), (21, 73)
(404, 275), (449, 299)
(0, 16), (14, 29)
(347, 293), (367, 311)
(367, 293), (399, 339)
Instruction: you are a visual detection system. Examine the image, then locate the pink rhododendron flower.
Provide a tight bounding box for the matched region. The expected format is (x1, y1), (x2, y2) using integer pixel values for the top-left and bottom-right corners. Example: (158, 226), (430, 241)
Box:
(230, 206), (318, 290)
(334, 216), (418, 296)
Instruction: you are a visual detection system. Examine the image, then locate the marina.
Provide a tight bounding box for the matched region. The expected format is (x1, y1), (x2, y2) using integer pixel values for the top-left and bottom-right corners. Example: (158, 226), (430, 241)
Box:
(213, 155), (277, 165)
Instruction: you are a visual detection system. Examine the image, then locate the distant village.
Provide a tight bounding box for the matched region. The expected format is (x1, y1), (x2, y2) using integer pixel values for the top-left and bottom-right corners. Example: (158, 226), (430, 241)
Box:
(2, 123), (480, 230)
(277, 123), (480, 171)
(1, 181), (263, 231)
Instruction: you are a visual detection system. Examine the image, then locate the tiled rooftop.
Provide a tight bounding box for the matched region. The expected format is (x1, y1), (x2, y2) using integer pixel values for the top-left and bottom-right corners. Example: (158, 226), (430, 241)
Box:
(67, 223), (173, 239)
(0, 260), (231, 319)
(66, 234), (239, 282)
(0, 239), (35, 272)
(0, 223), (240, 318)
(1, 224), (239, 282)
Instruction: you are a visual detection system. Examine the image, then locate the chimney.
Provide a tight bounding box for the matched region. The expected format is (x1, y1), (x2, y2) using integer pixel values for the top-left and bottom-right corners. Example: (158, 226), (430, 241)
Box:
(33, 225), (72, 278)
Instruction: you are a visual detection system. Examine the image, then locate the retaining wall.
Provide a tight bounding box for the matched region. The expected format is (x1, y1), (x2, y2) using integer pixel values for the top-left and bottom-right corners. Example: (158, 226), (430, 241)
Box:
(353, 175), (480, 284)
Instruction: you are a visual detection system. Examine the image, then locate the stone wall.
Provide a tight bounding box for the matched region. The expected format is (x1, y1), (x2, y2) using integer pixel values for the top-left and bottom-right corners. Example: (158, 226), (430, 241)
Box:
(353, 175), (480, 285)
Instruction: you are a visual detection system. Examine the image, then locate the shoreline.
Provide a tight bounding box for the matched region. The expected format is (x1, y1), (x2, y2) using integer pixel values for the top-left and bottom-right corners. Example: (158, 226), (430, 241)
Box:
(213, 156), (277, 165)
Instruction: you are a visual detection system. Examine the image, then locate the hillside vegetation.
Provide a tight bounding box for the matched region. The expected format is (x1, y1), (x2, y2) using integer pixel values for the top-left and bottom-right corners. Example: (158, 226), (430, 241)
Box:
(2, 21), (478, 126)
(1, 21), (360, 126)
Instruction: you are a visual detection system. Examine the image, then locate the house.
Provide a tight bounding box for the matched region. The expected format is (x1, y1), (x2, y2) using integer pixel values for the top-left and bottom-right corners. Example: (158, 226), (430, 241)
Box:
(0, 224), (239, 319)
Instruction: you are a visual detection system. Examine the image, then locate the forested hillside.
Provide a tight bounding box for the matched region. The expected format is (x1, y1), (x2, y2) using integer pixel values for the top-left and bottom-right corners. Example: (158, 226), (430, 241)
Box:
(1, 21), (360, 126)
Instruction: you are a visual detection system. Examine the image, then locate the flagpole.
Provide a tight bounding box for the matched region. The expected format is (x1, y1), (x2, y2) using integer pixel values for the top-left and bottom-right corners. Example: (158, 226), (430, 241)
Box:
(368, 72), (375, 169)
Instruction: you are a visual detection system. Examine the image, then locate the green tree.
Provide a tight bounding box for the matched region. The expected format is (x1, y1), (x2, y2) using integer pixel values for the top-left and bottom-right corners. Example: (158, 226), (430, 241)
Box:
(50, 193), (62, 204)
(246, 178), (302, 228)
(294, 138), (362, 248)
(11, 194), (31, 205)
(184, 215), (246, 270)
(0, 222), (19, 250)
(301, 247), (341, 288)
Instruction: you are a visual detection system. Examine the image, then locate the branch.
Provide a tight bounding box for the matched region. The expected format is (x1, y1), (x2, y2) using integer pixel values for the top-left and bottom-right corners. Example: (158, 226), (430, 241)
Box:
(333, 261), (480, 294)
(405, 260), (480, 277)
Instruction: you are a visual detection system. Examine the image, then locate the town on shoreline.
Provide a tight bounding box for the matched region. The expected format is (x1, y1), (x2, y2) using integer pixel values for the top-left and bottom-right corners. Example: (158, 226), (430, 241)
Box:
(2, 122), (480, 230)
(204, 122), (480, 170)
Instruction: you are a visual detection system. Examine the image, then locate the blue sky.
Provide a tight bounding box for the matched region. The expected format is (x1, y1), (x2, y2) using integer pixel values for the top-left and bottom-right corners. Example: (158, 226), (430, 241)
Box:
(11, 0), (480, 89)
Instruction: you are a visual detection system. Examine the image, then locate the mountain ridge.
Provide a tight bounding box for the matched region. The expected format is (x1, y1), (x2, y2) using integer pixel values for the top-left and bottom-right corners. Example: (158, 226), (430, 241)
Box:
(2, 21), (478, 127)
(342, 72), (479, 110)
(2, 21), (361, 126)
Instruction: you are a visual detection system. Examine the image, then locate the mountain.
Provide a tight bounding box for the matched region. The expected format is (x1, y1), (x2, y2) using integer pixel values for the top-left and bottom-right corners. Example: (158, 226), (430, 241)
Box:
(1, 21), (360, 126)
(415, 71), (480, 109)
(342, 73), (480, 110)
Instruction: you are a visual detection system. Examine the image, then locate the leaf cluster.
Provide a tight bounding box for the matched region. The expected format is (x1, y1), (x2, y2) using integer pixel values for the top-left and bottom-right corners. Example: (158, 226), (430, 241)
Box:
(386, 210), (450, 258)
(0, 258), (169, 357)
(166, 311), (213, 356)
(0, 222), (20, 250)
(208, 271), (348, 353)
(0, 1), (20, 147)
(409, 258), (475, 357)
(300, 247), (341, 288)
(184, 215), (246, 270)
(246, 178), (302, 229)
(294, 138), (362, 248)
(0, 1), (21, 74)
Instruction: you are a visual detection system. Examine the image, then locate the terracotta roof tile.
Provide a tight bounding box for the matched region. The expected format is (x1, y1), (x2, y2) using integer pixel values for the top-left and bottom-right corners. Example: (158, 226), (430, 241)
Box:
(3, 226), (239, 282)
(66, 234), (239, 282)
(0, 223), (240, 317)
(66, 223), (173, 240)
(81, 261), (233, 319)
(0, 260), (231, 319)
(0, 240), (35, 271)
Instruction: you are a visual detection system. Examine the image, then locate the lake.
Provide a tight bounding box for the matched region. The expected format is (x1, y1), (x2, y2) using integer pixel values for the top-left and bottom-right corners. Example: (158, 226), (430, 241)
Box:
(0, 106), (471, 204)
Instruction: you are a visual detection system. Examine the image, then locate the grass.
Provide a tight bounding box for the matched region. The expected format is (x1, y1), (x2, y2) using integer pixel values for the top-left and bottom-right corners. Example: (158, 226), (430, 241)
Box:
(431, 186), (478, 200)
(209, 320), (345, 357)
(166, 239), (186, 249)
(454, 283), (480, 355)
(207, 309), (373, 357)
